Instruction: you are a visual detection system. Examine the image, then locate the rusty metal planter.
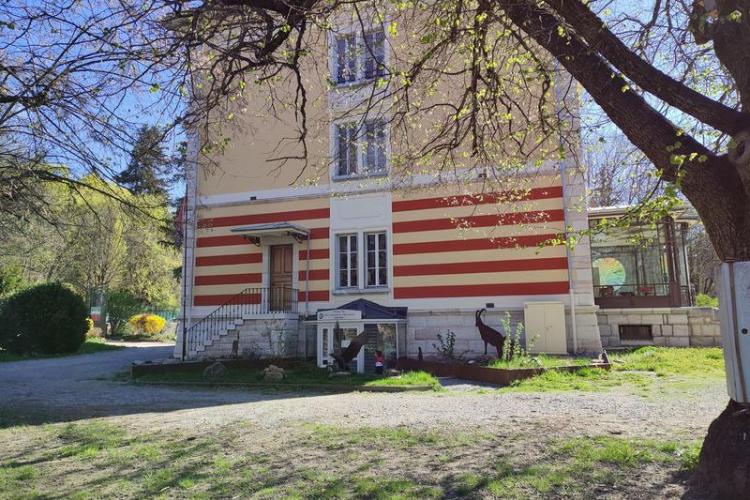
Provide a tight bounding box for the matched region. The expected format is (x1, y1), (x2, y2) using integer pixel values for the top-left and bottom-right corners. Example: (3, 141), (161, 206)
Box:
(395, 358), (610, 386)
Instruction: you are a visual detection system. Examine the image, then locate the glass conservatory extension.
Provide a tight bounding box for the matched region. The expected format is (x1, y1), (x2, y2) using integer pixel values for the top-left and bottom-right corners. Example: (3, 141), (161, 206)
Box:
(589, 207), (696, 309)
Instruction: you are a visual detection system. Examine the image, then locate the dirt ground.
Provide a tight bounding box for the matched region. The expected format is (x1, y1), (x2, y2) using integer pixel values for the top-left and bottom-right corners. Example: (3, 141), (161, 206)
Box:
(0, 344), (729, 498)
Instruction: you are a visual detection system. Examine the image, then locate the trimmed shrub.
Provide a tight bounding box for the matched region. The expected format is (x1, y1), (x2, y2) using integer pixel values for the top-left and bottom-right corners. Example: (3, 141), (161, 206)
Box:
(128, 314), (166, 335)
(0, 283), (88, 354)
(106, 290), (144, 335)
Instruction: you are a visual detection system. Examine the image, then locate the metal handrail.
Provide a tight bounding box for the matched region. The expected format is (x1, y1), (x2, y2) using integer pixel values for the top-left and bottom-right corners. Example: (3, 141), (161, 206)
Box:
(186, 287), (298, 355)
(594, 283), (693, 302)
(594, 283), (671, 297)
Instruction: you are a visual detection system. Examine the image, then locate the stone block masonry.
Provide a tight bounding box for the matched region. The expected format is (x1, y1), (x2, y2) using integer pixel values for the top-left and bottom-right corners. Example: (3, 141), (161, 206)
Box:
(597, 307), (721, 348)
(407, 303), (602, 358)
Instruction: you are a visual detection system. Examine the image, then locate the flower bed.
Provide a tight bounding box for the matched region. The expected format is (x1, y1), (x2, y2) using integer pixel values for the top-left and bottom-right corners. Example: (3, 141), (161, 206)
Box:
(395, 357), (610, 386)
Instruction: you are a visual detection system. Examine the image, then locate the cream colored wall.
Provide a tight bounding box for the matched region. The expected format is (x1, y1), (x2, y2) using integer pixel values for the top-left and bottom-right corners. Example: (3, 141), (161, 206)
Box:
(194, 4), (576, 199)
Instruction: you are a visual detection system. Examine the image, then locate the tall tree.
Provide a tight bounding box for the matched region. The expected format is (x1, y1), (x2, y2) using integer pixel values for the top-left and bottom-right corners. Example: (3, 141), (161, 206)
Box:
(116, 125), (169, 196)
(0, 174), (180, 308)
(586, 134), (656, 207)
(2, 0), (750, 492)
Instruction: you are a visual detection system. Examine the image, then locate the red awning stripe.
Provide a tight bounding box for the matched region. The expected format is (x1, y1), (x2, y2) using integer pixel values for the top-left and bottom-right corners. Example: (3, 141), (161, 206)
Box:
(298, 290), (330, 302)
(299, 248), (330, 260)
(194, 273), (263, 286)
(198, 207), (330, 229)
(393, 233), (560, 255)
(298, 269), (330, 281)
(392, 186), (562, 212)
(392, 209), (564, 234)
(393, 257), (568, 277)
(197, 226), (329, 248)
(195, 253), (262, 267)
(197, 235), (248, 248)
(193, 294), (261, 306)
(394, 281), (569, 299)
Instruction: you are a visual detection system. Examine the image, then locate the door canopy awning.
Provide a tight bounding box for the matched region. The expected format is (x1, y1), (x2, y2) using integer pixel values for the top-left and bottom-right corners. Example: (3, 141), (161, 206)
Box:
(230, 222), (309, 245)
(310, 299), (408, 322)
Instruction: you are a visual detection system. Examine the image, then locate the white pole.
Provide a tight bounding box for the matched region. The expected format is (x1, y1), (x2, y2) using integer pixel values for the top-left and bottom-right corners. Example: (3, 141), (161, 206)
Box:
(717, 261), (750, 403)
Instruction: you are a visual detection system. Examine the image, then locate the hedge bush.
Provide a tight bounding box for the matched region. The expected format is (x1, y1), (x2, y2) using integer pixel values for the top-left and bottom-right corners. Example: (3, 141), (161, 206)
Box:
(106, 290), (144, 335)
(128, 313), (166, 335)
(0, 283), (88, 355)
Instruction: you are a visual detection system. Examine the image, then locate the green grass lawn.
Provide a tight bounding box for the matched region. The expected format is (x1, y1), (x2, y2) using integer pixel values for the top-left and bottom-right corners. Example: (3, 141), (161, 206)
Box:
(0, 420), (702, 498)
(501, 346), (725, 394)
(0, 338), (124, 363)
(134, 364), (441, 390)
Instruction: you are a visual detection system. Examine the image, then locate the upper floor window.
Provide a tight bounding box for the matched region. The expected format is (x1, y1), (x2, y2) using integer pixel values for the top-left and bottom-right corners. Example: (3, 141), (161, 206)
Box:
(365, 231), (387, 287)
(335, 34), (357, 84)
(335, 231), (389, 291)
(337, 234), (358, 289)
(335, 120), (388, 178)
(333, 29), (386, 85)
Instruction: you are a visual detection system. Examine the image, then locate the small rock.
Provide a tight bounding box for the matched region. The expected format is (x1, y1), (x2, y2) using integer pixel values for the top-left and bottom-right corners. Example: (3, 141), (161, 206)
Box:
(203, 361), (228, 381)
(262, 365), (285, 382)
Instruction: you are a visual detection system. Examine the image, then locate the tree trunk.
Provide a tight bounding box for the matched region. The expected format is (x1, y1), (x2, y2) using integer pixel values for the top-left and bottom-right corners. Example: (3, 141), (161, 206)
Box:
(696, 400), (750, 497)
(683, 157), (750, 498)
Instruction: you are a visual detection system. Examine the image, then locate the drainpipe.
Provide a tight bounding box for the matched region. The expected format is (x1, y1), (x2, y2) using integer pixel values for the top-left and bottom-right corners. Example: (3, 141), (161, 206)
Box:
(180, 184), (188, 361)
(305, 237), (310, 316)
(560, 166), (579, 354)
(553, 60), (580, 354)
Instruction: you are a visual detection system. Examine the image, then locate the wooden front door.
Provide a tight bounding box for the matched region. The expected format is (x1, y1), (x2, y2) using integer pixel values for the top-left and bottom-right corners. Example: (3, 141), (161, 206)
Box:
(269, 244), (293, 311)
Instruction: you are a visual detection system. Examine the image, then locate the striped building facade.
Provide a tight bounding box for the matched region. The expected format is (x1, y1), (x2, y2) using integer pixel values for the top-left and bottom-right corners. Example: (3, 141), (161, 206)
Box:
(176, 12), (603, 360)
(178, 168), (603, 360)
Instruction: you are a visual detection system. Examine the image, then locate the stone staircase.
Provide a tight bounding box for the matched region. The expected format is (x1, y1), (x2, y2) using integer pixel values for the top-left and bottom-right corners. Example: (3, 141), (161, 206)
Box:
(185, 287), (299, 359)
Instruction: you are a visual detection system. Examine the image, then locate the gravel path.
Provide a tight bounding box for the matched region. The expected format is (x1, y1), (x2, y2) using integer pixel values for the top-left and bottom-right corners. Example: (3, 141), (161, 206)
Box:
(0, 344), (727, 438)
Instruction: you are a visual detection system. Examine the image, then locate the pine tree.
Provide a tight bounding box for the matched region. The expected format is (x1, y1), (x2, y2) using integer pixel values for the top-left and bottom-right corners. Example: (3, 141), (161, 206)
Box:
(116, 125), (168, 196)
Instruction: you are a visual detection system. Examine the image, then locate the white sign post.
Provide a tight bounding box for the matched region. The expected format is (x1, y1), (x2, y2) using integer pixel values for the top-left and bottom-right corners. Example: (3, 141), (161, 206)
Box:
(718, 261), (750, 403)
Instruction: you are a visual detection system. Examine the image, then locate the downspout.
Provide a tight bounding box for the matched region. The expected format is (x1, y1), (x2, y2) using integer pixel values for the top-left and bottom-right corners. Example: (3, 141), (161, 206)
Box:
(180, 185), (189, 361)
(560, 167), (579, 353)
(305, 237), (310, 316)
(182, 133), (200, 360)
(555, 61), (579, 353)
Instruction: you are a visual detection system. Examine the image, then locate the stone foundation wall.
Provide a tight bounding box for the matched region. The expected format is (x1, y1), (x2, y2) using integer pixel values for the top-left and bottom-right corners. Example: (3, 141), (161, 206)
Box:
(234, 318), (301, 358)
(597, 307), (721, 348)
(406, 305), (602, 358)
(185, 316), (300, 360)
(406, 309), (525, 359)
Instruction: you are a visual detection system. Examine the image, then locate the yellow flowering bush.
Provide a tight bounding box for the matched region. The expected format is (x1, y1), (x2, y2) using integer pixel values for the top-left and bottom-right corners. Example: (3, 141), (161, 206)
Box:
(128, 314), (166, 335)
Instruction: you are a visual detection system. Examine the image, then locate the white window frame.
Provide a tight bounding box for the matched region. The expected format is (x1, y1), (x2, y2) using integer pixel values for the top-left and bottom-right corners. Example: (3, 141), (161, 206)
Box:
(330, 27), (387, 86)
(336, 233), (359, 289)
(365, 231), (388, 288)
(333, 118), (389, 180)
(333, 230), (391, 293)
